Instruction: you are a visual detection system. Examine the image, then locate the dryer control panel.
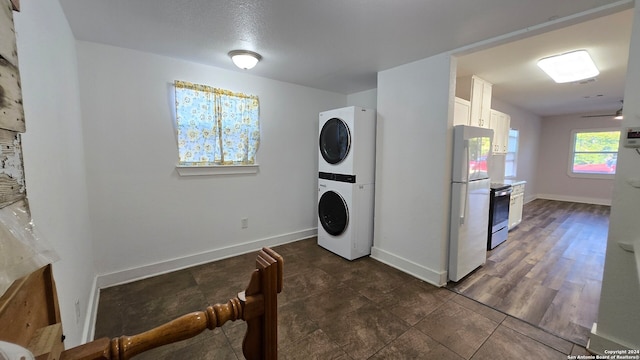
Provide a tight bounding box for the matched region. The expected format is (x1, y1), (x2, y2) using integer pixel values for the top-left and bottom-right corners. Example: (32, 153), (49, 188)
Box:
(623, 127), (640, 148)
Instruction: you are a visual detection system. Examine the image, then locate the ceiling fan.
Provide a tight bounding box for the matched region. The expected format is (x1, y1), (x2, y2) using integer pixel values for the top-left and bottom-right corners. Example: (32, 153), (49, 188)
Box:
(581, 100), (624, 119)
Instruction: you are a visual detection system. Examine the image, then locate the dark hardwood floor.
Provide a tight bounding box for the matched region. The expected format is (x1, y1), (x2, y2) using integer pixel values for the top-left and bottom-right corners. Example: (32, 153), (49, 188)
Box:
(449, 199), (610, 346)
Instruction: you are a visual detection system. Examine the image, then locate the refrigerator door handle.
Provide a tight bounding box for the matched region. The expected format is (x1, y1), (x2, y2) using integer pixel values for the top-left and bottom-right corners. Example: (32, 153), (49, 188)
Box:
(462, 139), (470, 181)
(459, 183), (467, 225)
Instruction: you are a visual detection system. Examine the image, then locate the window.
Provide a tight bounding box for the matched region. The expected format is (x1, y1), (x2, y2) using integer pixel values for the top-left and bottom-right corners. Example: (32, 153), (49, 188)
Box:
(505, 129), (519, 178)
(570, 129), (620, 177)
(174, 80), (260, 169)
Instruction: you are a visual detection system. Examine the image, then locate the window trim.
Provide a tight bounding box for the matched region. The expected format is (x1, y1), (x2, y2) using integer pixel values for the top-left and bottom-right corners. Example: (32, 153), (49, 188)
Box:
(176, 164), (259, 176)
(504, 128), (519, 179)
(567, 128), (620, 180)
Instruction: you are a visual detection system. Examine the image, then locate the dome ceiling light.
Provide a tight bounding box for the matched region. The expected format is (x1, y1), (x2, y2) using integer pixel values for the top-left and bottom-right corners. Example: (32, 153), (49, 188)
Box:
(228, 50), (262, 70)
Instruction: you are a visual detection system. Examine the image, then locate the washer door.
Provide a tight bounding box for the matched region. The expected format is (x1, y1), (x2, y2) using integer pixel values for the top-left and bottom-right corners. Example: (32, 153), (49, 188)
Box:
(319, 118), (351, 164)
(318, 190), (349, 236)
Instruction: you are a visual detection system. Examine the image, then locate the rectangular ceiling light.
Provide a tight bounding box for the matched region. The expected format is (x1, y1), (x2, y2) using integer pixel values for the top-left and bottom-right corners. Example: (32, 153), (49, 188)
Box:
(537, 50), (599, 83)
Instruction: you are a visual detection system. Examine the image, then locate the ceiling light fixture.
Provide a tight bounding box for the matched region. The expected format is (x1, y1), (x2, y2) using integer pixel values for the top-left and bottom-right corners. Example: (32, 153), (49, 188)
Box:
(228, 50), (262, 70)
(537, 50), (599, 83)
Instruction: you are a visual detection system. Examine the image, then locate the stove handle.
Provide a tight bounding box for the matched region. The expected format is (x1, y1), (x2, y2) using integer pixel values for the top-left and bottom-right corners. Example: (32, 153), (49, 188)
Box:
(495, 189), (512, 197)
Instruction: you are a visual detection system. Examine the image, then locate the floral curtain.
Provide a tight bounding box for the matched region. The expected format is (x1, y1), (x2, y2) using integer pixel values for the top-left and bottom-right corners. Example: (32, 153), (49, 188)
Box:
(174, 80), (260, 165)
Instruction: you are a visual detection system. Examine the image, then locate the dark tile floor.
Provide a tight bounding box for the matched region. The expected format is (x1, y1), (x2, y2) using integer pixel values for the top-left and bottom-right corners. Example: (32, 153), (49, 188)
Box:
(95, 238), (592, 359)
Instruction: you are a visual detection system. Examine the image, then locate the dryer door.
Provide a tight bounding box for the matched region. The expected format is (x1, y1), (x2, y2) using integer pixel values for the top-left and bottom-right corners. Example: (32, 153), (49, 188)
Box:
(318, 190), (349, 236)
(319, 118), (351, 164)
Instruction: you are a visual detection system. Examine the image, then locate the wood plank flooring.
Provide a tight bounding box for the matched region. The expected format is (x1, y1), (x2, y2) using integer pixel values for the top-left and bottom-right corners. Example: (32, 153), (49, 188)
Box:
(449, 199), (610, 346)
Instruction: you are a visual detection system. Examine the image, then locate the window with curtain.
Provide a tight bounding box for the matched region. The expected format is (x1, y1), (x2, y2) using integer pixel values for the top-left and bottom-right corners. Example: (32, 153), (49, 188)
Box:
(570, 129), (620, 178)
(505, 129), (519, 178)
(174, 80), (260, 166)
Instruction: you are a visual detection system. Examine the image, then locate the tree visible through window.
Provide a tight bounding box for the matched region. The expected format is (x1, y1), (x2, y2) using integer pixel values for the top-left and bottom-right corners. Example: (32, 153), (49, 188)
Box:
(174, 80), (260, 166)
(570, 130), (620, 176)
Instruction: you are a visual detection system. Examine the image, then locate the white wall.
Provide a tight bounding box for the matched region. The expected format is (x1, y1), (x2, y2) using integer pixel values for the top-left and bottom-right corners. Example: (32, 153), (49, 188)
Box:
(75, 42), (345, 282)
(491, 98), (541, 202)
(536, 113), (621, 205)
(347, 88), (377, 109)
(590, 3), (640, 353)
(14, 1), (95, 347)
(372, 53), (455, 286)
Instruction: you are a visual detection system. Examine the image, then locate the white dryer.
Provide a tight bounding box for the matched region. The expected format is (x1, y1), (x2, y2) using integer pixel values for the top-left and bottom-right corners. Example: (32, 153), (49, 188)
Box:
(317, 178), (374, 260)
(319, 106), (376, 184)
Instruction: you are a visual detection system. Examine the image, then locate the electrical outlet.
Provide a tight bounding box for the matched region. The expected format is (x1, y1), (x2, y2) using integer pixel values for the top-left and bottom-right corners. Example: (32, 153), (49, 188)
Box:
(74, 299), (81, 324)
(241, 218), (248, 229)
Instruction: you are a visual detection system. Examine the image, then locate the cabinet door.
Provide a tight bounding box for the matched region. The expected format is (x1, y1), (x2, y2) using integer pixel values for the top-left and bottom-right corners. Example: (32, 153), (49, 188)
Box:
(453, 97), (470, 126)
(513, 194), (524, 227)
(508, 194), (522, 230)
(480, 81), (492, 128)
(489, 110), (510, 154)
(490, 110), (501, 153)
(469, 76), (492, 128)
(500, 113), (510, 154)
(508, 184), (525, 230)
(508, 196), (517, 229)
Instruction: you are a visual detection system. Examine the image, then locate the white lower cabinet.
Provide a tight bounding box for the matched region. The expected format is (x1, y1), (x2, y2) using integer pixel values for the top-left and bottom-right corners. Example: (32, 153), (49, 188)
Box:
(508, 183), (525, 230)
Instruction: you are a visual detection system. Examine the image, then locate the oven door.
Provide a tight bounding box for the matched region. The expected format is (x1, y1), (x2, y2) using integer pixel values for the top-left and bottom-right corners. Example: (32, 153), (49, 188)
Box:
(491, 188), (511, 233)
(488, 186), (512, 250)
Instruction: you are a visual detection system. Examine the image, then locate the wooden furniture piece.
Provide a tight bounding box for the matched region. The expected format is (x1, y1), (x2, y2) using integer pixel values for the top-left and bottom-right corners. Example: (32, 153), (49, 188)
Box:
(0, 247), (283, 360)
(0, 264), (63, 360)
(1, 0), (28, 208)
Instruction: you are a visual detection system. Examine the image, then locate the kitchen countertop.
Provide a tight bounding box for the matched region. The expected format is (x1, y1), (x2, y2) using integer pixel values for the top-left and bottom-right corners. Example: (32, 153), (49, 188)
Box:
(503, 179), (526, 186)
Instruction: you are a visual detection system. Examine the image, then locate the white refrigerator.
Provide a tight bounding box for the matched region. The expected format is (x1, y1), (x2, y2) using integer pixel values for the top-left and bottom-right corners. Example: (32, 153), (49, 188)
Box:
(449, 125), (493, 282)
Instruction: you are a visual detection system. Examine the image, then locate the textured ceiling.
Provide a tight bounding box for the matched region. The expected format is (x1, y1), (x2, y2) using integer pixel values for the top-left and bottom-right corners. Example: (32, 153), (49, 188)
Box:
(58, 0), (633, 116)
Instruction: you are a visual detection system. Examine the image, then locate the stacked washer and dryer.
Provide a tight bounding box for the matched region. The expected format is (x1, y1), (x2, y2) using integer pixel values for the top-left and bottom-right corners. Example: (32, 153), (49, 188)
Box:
(317, 106), (376, 260)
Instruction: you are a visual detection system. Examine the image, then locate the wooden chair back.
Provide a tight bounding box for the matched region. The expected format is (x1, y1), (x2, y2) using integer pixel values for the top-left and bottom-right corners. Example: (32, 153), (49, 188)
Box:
(0, 247), (283, 360)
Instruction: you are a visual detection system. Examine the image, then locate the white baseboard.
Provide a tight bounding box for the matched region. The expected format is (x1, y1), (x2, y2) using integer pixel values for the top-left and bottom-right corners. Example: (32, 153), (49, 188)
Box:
(82, 275), (100, 343)
(371, 246), (448, 287)
(536, 193), (612, 206)
(588, 323), (638, 355)
(83, 228), (317, 342)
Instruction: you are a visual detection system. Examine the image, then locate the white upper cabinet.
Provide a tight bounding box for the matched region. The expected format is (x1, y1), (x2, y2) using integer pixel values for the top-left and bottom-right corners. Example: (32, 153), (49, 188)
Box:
(456, 75), (492, 129)
(489, 109), (510, 154)
(453, 97), (471, 126)
(456, 75), (510, 154)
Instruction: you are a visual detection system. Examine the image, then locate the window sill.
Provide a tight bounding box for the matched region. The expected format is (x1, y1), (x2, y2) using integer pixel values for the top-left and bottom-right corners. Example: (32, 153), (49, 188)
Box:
(176, 164), (259, 176)
(567, 171), (615, 180)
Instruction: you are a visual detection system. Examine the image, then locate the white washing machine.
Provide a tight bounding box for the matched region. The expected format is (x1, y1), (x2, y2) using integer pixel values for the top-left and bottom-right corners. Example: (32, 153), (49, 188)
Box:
(319, 106), (376, 184)
(317, 178), (374, 260)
